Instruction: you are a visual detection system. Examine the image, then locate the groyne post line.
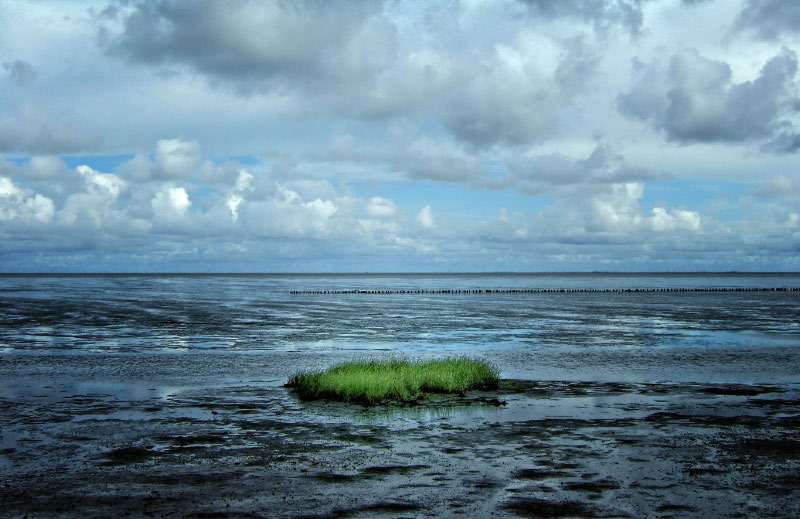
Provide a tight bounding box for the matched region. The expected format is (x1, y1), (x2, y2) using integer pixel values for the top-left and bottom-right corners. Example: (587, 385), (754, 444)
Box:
(288, 287), (799, 295)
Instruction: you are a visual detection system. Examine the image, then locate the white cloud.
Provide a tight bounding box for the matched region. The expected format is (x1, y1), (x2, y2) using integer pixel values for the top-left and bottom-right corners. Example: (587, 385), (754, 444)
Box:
(587, 182), (645, 232)
(650, 207), (702, 232)
(234, 169), (253, 192)
(152, 186), (191, 216)
(417, 204), (435, 228)
(277, 184), (302, 204)
(0, 177), (22, 199)
(585, 183), (704, 234)
(155, 138), (202, 178)
(365, 197), (397, 219)
(226, 169), (254, 222)
(27, 194), (56, 223)
(226, 194), (243, 223)
(77, 165), (126, 199)
(305, 199), (338, 222)
(243, 184), (342, 237)
(58, 167), (136, 230)
(22, 156), (66, 180)
(0, 176), (55, 223)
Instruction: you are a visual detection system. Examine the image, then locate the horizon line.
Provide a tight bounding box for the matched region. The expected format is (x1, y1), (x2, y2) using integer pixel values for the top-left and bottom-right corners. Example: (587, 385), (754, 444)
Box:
(2, 271), (800, 276)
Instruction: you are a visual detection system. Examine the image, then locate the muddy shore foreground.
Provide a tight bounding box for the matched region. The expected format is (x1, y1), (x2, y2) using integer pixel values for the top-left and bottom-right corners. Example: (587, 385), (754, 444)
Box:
(2, 380), (799, 518)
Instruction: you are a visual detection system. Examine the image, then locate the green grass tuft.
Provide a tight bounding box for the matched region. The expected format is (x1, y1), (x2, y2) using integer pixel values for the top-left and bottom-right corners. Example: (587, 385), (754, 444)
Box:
(286, 356), (500, 404)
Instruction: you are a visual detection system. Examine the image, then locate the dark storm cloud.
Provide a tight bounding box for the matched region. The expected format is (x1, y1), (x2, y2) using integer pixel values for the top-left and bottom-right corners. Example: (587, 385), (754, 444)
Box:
(516, 0), (648, 34)
(3, 60), (37, 87)
(103, 0), (382, 90)
(735, 0), (800, 40)
(763, 131), (800, 154)
(617, 48), (799, 144)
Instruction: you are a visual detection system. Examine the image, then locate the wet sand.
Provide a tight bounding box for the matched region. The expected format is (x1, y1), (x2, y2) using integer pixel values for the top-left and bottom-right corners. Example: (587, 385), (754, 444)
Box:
(2, 379), (799, 518)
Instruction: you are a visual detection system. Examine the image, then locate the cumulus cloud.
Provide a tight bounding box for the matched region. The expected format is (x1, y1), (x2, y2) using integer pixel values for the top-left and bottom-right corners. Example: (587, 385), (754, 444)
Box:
(303, 198), (338, 222)
(755, 175), (800, 200)
(2, 142), (353, 254)
(4, 1), (800, 271)
(3, 59), (37, 87)
(57, 166), (132, 229)
(735, 0), (800, 40)
(423, 28), (596, 148)
(226, 169), (253, 222)
(98, 1), (602, 148)
(516, 0), (647, 35)
(18, 156), (68, 180)
(0, 104), (96, 154)
(762, 131), (800, 154)
(155, 138), (202, 178)
(0, 137), (786, 271)
(650, 207), (701, 232)
(313, 132), (485, 184)
(364, 197), (397, 219)
(258, 184), (339, 236)
(295, 135), (661, 201)
(418, 205), (435, 229)
(459, 181), (708, 268)
(585, 183), (702, 233)
(441, 77), (557, 148)
(226, 194), (243, 223)
(233, 169), (253, 192)
(152, 186), (191, 216)
(617, 48), (800, 145)
(104, 0), (382, 90)
(117, 138), (207, 182)
(555, 35), (603, 97)
(0, 177), (55, 223)
(404, 139), (485, 182)
(488, 182), (705, 246)
(77, 165), (126, 200)
(499, 143), (663, 195)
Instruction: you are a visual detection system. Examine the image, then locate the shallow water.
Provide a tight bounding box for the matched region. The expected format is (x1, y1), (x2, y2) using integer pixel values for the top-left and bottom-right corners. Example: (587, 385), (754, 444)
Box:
(1, 273), (799, 389)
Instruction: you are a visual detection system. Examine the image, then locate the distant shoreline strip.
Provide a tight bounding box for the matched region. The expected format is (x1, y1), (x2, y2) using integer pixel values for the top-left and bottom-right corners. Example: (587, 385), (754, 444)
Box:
(290, 287), (800, 295)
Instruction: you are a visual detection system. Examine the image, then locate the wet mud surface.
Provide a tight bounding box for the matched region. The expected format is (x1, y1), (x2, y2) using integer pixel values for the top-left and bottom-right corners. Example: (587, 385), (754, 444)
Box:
(2, 380), (799, 518)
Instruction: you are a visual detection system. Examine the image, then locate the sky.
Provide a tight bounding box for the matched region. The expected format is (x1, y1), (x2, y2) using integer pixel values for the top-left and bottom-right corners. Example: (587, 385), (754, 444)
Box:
(1, 0), (799, 272)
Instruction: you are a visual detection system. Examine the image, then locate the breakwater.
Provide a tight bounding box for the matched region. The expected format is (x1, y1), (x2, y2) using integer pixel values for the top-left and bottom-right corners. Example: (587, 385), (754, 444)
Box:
(290, 287), (800, 295)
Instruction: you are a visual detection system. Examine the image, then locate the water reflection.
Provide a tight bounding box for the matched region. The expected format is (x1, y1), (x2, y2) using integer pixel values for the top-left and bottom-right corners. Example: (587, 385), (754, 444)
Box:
(1, 274), (799, 387)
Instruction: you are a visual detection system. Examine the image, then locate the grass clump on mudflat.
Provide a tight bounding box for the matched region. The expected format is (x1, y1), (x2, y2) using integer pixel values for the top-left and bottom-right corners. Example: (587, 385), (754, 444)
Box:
(286, 357), (500, 404)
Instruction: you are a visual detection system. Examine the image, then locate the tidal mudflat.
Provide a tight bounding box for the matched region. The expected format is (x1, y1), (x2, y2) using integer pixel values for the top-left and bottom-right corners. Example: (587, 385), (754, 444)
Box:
(2, 273), (800, 517)
(3, 377), (799, 518)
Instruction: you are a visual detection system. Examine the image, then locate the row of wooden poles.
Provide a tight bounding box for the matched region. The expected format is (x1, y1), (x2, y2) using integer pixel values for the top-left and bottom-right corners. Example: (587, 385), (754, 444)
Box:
(290, 287), (800, 295)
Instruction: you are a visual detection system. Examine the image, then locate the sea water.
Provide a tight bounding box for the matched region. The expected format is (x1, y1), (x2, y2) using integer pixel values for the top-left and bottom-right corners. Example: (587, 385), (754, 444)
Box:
(1, 273), (799, 399)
